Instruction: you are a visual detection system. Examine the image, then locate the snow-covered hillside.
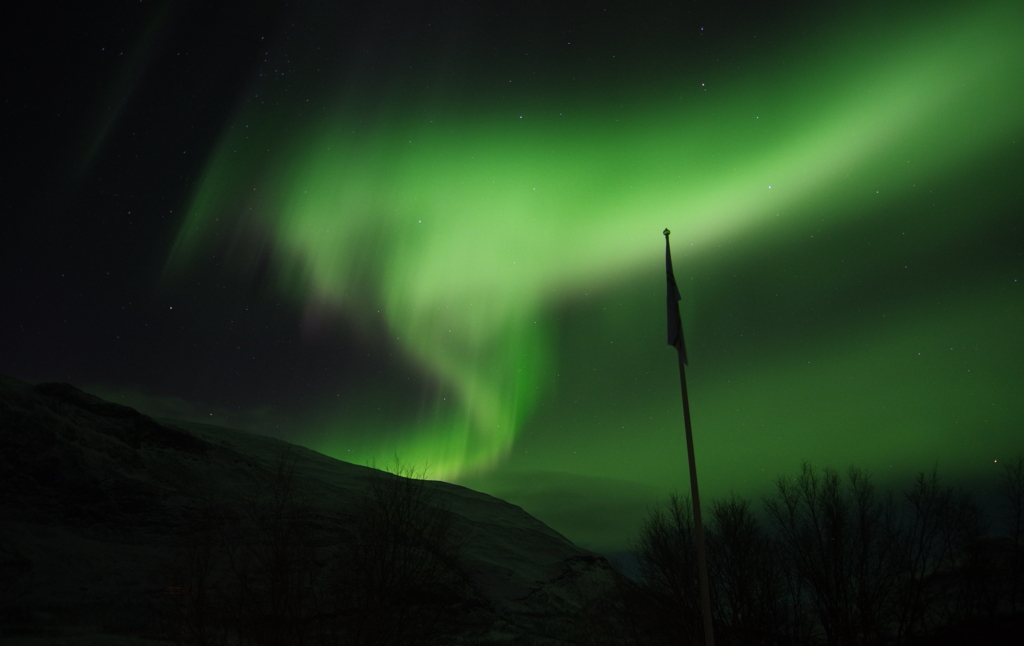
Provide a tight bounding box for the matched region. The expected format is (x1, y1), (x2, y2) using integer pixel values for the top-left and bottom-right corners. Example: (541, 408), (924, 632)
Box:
(0, 375), (617, 644)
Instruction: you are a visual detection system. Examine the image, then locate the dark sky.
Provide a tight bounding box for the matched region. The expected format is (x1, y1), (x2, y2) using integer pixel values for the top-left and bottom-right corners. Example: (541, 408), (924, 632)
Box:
(3, 0), (1022, 551)
(3, 0), (783, 408)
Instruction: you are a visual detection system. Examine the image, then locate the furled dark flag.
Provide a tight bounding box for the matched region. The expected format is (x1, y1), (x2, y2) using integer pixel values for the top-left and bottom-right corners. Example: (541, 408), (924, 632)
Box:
(664, 229), (688, 364)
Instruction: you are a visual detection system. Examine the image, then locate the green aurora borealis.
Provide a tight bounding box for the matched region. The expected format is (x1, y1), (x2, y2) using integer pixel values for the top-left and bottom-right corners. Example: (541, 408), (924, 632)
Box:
(158, 1), (1024, 550)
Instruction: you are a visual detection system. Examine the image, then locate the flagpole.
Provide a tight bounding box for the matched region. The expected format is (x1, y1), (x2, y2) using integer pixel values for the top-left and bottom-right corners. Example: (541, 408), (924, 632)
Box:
(664, 229), (714, 646)
(676, 342), (715, 646)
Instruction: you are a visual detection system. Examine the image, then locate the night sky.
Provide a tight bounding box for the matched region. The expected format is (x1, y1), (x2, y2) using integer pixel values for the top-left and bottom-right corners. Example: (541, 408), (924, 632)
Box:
(3, 0), (1023, 552)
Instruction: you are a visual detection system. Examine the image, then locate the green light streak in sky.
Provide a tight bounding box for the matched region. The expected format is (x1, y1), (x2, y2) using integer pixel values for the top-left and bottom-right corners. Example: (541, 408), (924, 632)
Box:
(169, 1), (1023, 480)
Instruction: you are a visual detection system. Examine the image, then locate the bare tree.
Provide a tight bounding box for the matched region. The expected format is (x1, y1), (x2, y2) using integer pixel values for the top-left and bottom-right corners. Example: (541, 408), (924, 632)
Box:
(764, 463), (895, 646)
(172, 507), (227, 646)
(630, 493), (703, 645)
(846, 468), (898, 644)
(945, 490), (988, 624)
(888, 466), (996, 645)
(706, 494), (785, 645)
(626, 462), (1013, 646)
(1001, 455), (1024, 613)
(167, 452), (477, 646)
(891, 469), (946, 641)
(227, 446), (323, 646)
(0, 536), (33, 638)
(329, 460), (470, 646)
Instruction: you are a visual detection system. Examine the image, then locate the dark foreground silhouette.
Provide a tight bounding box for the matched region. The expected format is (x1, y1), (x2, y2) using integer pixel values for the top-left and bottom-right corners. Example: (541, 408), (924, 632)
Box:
(577, 460), (1024, 646)
(1, 374), (1021, 644)
(0, 375), (613, 645)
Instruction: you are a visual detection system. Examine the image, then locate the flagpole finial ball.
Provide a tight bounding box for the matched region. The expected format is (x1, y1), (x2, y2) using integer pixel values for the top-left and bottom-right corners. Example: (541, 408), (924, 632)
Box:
(663, 228), (671, 237)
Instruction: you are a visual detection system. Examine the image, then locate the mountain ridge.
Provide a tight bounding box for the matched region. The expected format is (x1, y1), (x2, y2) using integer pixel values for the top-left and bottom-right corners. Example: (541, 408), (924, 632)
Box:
(0, 374), (616, 644)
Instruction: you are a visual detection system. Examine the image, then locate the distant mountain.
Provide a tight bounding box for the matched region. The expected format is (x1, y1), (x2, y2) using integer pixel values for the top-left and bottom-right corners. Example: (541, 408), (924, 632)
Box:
(0, 375), (617, 645)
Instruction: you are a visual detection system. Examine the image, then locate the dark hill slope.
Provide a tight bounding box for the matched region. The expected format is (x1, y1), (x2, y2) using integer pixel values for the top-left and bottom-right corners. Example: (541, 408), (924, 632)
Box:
(0, 375), (614, 644)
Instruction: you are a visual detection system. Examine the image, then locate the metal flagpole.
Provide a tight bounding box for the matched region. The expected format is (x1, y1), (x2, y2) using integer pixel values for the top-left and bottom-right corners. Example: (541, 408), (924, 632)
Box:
(664, 228), (714, 646)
